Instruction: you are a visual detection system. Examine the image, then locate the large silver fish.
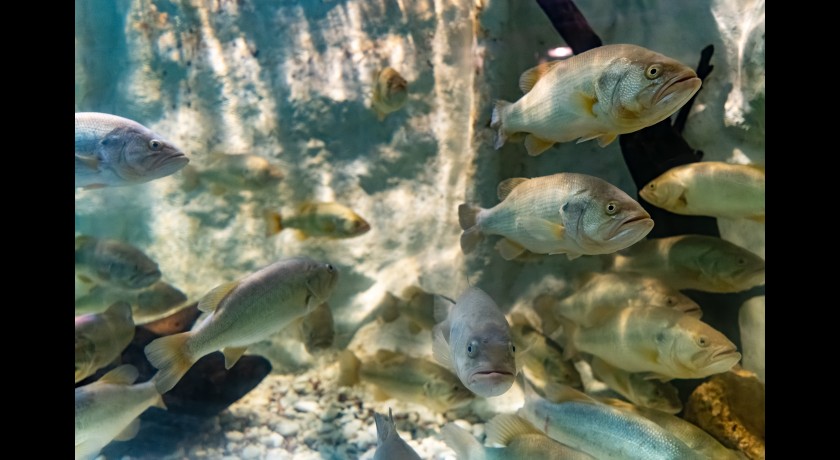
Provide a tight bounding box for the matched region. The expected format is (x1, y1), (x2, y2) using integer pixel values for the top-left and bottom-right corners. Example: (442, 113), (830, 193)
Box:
(75, 365), (166, 460)
(561, 305), (740, 380)
(640, 162), (765, 221)
(75, 235), (161, 291)
(144, 257), (339, 393)
(602, 398), (747, 460)
(75, 112), (189, 189)
(610, 234), (766, 293)
(75, 302), (135, 383)
(491, 44), (701, 156)
(459, 173), (653, 260)
(517, 381), (705, 460)
(337, 349), (474, 413)
(432, 287), (517, 397)
(373, 408), (421, 460)
(442, 413), (595, 460)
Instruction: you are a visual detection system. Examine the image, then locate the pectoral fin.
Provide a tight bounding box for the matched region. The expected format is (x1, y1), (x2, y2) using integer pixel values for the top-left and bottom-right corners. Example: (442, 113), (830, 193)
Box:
(75, 154), (100, 171)
(113, 419), (140, 441)
(485, 414), (541, 446)
(198, 281), (239, 313)
(597, 134), (617, 147)
(222, 346), (248, 369)
(524, 135), (555, 156)
(432, 325), (456, 372)
(519, 217), (566, 241)
(495, 238), (527, 260)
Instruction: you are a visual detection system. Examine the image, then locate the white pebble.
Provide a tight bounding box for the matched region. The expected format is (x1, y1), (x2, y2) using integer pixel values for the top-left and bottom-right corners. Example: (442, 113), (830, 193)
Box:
(472, 423), (485, 439)
(265, 448), (292, 460)
(241, 445), (263, 459)
(225, 431), (245, 442)
(341, 419), (363, 439)
(260, 432), (284, 448)
(294, 400), (320, 413)
(275, 421), (299, 436)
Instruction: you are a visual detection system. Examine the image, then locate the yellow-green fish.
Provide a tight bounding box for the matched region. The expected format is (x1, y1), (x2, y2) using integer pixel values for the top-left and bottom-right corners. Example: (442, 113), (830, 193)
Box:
(590, 357), (682, 414)
(337, 349), (474, 413)
(552, 272), (702, 327)
(442, 413), (595, 460)
(433, 287), (518, 397)
(266, 201), (370, 239)
(75, 302), (136, 383)
(610, 234), (766, 293)
(459, 173), (654, 260)
(75, 112), (189, 190)
(75, 365), (166, 460)
(145, 258), (339, 393)
(640, 162), (765, 221)
(74, 280), (188, 324)
(509, 323), (583, 395)
(75, 235), (161, 290)
(180, 152), (284, 193)
(517, 381), (704, 460)
(560, 305), (740, 381)
(602, 398), (747, 460)
(373, 408), (422, 460)
(372, 67), (408, 121)
(491, 44), (701, 156)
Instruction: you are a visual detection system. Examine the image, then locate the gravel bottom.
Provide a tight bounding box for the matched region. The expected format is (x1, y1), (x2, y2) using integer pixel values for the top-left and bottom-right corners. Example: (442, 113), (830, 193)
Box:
(115, 362), (491, 460)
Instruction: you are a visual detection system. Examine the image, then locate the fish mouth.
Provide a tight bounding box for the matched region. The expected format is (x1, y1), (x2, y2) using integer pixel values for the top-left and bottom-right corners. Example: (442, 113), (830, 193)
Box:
(356, 220), (371, 234)
(150, 151), (190, 176)
(608, 213), (654, 240)
(655, 70), (701, 105)
(711, 348), (740, 361)
(468, 371), (515, 397)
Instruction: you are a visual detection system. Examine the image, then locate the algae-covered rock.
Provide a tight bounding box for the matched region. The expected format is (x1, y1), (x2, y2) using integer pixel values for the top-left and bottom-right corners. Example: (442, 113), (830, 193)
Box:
(684, 368), (765, 459)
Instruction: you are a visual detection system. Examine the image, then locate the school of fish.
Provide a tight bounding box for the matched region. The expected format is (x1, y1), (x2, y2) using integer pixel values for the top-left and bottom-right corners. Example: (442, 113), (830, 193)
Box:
(74, 34), (763, 460)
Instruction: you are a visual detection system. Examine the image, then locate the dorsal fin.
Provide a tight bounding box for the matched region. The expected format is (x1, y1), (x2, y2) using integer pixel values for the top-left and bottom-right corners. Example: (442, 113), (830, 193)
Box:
(433, 295), (455, 323)
(519, 60), (563, 93)
(197, 281), (239, 313)
(497, 178), (529, 201)
(99, 364), (139, 385)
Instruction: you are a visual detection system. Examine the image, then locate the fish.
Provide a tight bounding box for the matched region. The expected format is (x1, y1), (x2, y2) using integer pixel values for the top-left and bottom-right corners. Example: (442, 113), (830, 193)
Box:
(550, 272), (702, 327)
(442, 413), (595, 460)
(377, 286), (436, 332)
(144, 257), (339, 393)
(180, 152), (284, 193)
(372, 67), (408, 121)
(517, 381), (705, 459)
(373, 408), (422, 460)
(601, 398), (747, 460)
(459, 173), (654, 260)
(75, 302), (136, 383)
(266, 201), (371, 239)
(491, 44), (701, 156)
(297, 301), (335, 354)
(432, 287), (518, 397)
(75, 365), (166, 460)
(610, 234), (766, 293)
(75, 235), (162, 291)
(74, 280), (188, 324)
(639, 161), (765, 221)
(560, 305), (741, 380)
(337, 349), (474, 413)
(75, 112), (189, 189)
(509, 322), (583, 396)
(590, 357), (682, 414)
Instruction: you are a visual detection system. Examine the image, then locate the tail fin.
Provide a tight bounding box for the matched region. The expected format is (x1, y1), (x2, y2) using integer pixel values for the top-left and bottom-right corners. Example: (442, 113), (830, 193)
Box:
(144, 332), (194, 394)
(265, 210), (283, 236)
(441, 423), (485, 460)
(458, 203), (484, 254)
(337, 349), (361, 386)
(491, 100), (512, 150)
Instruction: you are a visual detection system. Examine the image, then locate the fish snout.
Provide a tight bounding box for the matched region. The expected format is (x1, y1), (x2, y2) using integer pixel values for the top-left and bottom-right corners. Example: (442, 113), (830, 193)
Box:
(468, 370), (515, 397)
(655, 69), (701, 105)
(608, 212), (654, 241)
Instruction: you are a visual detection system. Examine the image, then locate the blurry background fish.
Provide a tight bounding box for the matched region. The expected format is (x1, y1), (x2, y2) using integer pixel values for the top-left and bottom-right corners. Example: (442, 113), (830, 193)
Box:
(179, 152), (284, 194)
(75, 112), (189, 190)
(265, 201), (371, 240)
(371, 67), (408, 121)
(75, 235), (162, 292)
(75, 280), (188, 325)
(75, 302), (135, 383)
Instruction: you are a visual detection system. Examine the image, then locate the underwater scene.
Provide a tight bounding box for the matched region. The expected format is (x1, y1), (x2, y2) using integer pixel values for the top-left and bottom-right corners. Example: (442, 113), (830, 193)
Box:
(75, 0), (765, 459)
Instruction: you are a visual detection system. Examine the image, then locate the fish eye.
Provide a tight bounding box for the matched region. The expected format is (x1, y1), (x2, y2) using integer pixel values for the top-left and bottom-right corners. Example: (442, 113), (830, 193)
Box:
(149, 139), (163, 150)
(648, 183), (656, 190)
(510, 343), (516, 353)
(698, 335), (709, 347)
(655, 332), (666, 343)
(665, 297), (676, 306)
(737, 258), (747, 266)
(645, 64), (663, 80)
(605, 201), (618, 215)
(325, 264), (336, 272)
(467, 340), (479, 358)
